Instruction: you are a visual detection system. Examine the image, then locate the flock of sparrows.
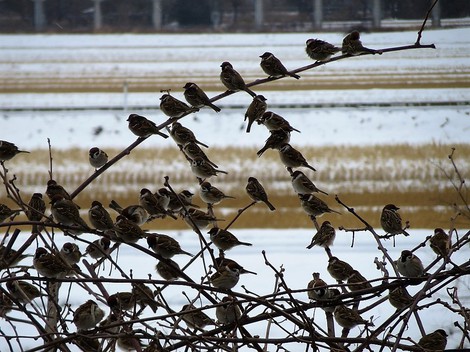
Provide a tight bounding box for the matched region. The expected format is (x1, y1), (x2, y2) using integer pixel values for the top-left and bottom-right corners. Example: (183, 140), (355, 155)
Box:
(0, 31), (450, 351)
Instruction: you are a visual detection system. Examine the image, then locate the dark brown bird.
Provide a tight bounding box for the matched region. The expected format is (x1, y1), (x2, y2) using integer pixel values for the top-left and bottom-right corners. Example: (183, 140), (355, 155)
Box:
(430, 228), (450, 257)
(0, 204), (21, 223)
(170, 121), (209, 148)
(258, 111), (300, 133)
(299, 194), (340, 218)
(0, 140), (29, 161)
(245, 176), (275, 211)
(45, 179), (71, 201)
(26, 192), (46, 234)
(127, 113), (168, 139)
(257, 129), (290, 157)
(208, 227), (253, 251)
(109, 200), (148, 226)
(342, 30), (380, 56)
(183, 82), (221, 112)
(305, 39), (341, 62)
(380, 204), (410, 237)
(245, 95), (267, 133)
(220, 61), (256, 97)
(259, 52), (300, 79)
(159, 93), (198, 118)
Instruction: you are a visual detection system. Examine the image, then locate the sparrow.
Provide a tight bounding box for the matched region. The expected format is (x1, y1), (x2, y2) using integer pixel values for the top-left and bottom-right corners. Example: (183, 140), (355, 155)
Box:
(199, 181), (235, 205)
(85, 237), (111, 259)
(50, 195), (89, 232)
(417, 329), (448, 351)
(0, 291), (13, 317)
(259, 52), (300, 79)
(342, 30), (380, 56)
(59, 242), (82, 265)
(116, 328), (145, 351)
(245, 176), (276, 211)
(168, 190), (200, 212)
(305, 38), (341, 62)
(327, 256), (354, 281)
(132, 283), (159, 313)
(209, 261), (240, 289)
(88, 147), (108, 170)
(395, 250), (424, 277)
(45, 179), (72, 201)
(159, 93), (198, 118)
(215, 257), (257, 275)
(140, 188), (174, 219)
(109, 200), (148, 226)
(346, 270), (372, 292)
(245, 95), (267, 133)
(181, 304), (215, 329)
(388, 285), (413, 310)
(155, 188), (172, 210)
(88, 200), (114, 230)
(182, 208), (223, 231)
(182, 141), (218, 168)
(307, 272), (329, 301)
(73, 299), (105, 330)
(380, 204), (410, 237)
(190, 157), (227, 179)
(0, 140), (29, 161)
(216, 296), (242, 324)
(333, 305), (372, 329)
(147, 233), (193, 259)
(208, 227), (253, 252)
(278, 144), (316, 171)
(6, 279), (46, 304)
(257, 129), (291, 157)
(33, 247), (74, 279)
(107, 291), (135, 312)
(291, 170), (328, 195)
(299, 194), (340, 217)
(127, 113), (168, 139)
(26, 192), (46, 233)
(258, 111), (300, 133)
(0, 204), (21, 223)
(113, 215), (146, 244)
(430, 228), (450, 257)
(0, 245), (30, 270)
(156, 259), (181, 280)
(220, 61), (256, 97)
(306, 220), (336, 249)
(170, 121), (209, 148)
(183, 82), (221, 112)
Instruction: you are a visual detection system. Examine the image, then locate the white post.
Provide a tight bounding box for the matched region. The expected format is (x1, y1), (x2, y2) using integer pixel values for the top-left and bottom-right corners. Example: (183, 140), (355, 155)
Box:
(152, 0), (162, 30)
(372, 0), (381, 28)
(93, 0), (103, 31)
(32, 0), (46, 31)
(313, 0), (322, 29)
(255, 0), (263, 30)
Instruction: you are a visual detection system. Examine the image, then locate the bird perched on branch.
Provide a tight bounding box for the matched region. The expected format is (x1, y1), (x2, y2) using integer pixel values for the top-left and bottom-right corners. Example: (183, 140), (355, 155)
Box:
(33, 247), (75, 279)
(257, 129), (290, 157)
(299, 194), (340, 218)
(305, 38), (341, 62)
(139, 188), (175, 220)
(147, 233), (193, 259)
(306, 272), (329, 301)
(73, 300), (105, 331)
(109, 200), (148, 226)
(190, 157), (227, 179)
(417, 329), (447, 351)
(381, 204), (410, 237)
(258, 111), (300, 133)
(0, 204), (21, 223)
(342, 30), (381, 56)
(0, 140), (29, 161)
(88, 200), (114, 230)
(88, 147), (108, 170)
(395, 250), (424, 277)
(183, 82), (221, 112)
(327, 256), (354, 281)
(245, 177), (276, 211)
(50, 195), (89, 233)
(215, 257), (257, 275)
(209, 261), (241, 289)
(199, 181), (235, 205)
(26, 192), (46, 233)
(278, 144), (316, 172)
(182, 142), (218, 168)
(113, 215), (146, 244)
(245, 95), (267, 133)
(132, 283), (159, 313)
(430, 228), (450, 257)
(388, 285), (413, 310)
(216, 296), (242, 324)
(85, 237), (111, 259)
(0, 246), (30, 270)
(59, 242), (82, 265)
(46, 179), (72, 201)
(259, 52), (300, 79)
(160, 93), (198, 118)
(107, 292), (135, 312)
(208, 227), (252, 251)
(306, 220), (336, 249)
(156, 259), (182, 280)
(182, 208), (223, 231)
(291, 170), (327, 195)
(347, 270), (372, 292)
(181, 304), (215, 330)
(334, 304), (373, 329)
(127, 113), (168, 139)
(170, 121), (209, 148)
(6, 278), (47, 304)
(220, 61), (256, 97)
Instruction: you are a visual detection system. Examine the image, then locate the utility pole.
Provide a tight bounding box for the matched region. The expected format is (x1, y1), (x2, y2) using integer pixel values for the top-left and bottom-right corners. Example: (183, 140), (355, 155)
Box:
(313, 0), (322, 29)
(152, 0), (162, 30)
(255, 0), (263, 31)
(32, 0), (46, 31)
(93, 0), (103, 31)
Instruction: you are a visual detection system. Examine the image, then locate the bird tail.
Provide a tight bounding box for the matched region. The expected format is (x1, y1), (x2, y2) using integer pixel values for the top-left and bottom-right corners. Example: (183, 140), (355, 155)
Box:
(109, 200), (123, 213)
(265, 200), (276, 211)
(288, 72), (301, 79)
(245, 87), (257, 98)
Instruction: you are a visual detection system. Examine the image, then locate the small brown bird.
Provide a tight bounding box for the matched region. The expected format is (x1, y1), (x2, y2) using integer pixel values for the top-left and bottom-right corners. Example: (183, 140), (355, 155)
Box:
(209, 261), (240, 289)
(181, 304), (215, 330)
(342, 30), (380, 56)
(6, 279), (46, 304)
(156, 259), (181, 280)
(26, 192), (46, 233)
(291, 170), (328, 195)
(0, 204), (21, 223)
(220, 61), (256, 97)
(278, 144), (316, 171)
(154, 188), (172, 211)
(170, 121), (209, 148)
(380, 204), (410, 237)
(388, 285), (413, 310)
(299, 194), (340, 218)
(147, 233), (193, 259)
(259, 52), (300, 79)
(139, 188), (174, 219)
(306, 272), (328, 301)
(417, 329), (447, 351)
(132, 282), (159, 313)
(327, 256), (354, 281)
(107, 292), (135, 312)
(168, 190), (200, 212)
(50, 195), (89, 232)
(88, 147), (108, 170)
(430, 228), (450, 257)
(190, 157), (227, 179)
(88, 200), (114, 230)
(216, 296), (242, 324)
(182, 208), (223, 231)
(306, 220), (336, 249)
(395, 250), (424, 277)
(334, 304), (372, 329)
(199, 181), (235, 205)
(305, 38), (341, 62)
(182, 141), (218, 168)
(245, 95), (267, 133)
(127, 113), (168, 139)
(215, 257), (257, 275)
(33, 247), (74, 279)
(113, 215), (146, 244)
(183, 82), (221, 112)
(0, 140), (29, 161)
(0, 246), (30, 270)
(109, 200), (148, 226)
(73, 300), (105, 331)
(245, 176), (275, 211)
(258, 111), (300, 133)
(208, 227), (252, 252)
(346, 270), (372, 292)
(160, 93), (198, 118)
(59, 242), (82, 265)
(257, 129), (291, 157)
(85, 237), (111, 259)
(45, 179), (72, 201)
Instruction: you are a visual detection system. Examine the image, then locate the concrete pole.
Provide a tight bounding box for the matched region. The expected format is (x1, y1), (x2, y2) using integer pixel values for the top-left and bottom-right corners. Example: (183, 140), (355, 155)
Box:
(152, 0), (162, 30)
(372, 0), (381, 28)
(254, 0), (263, 31)
(431, 0), (441, 28)
(313, 0), (322, 29)
(32, 0), (46, 31)
(93, 0), (103, 31)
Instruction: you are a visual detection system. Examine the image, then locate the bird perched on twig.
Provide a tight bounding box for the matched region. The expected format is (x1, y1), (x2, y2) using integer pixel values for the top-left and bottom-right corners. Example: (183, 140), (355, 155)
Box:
(6, 278), (47, 304)
(50, 195), (89, 233)
(139, 188), (175, 220)
(278, 144), (316, 172)
(417, 329), (447, 351)
(160, 93), (198, 119)
(88, 200), (114, 230)
(209, 261), (241, 289)
(0, 246), (30, 270)
(182, 208), (223, 231)
(132, 283), (159, 313)
(257, 129), (290, 157)
(88, 147), (108, 170)
(347, 270), (372, 292)
(245, 177), (276, 211)
(215, 257), (257, 275)
(299, 194), (340, 218)
(388, 285), (413, 310)
(381, 204), (410, 237)
(156, 259), (182, 280)
(245, 95), (267, 133)
(258, 111), (300, 133)
(220, 61), (256, 97)
(182, 142), (218, 168)
(59, 242), (82, 265)
(0, 140), (29, 161)
(190, 157), (227, 179)
(334, 304), (373, 329)
(113, 215), (146, 244)
(109, 200), (148, 226)
(430, 228), (450, 257)
(170, 121), (209, 148)
(216, 296), (242, 324)
(306, 272), (329, 301)
(180, 304), (215, 330)
(26, 192), (46, 233)
(259, 52), (300, 79)
(0, 204), (21, 223)
(327, 256), (354, 281)
(33, 247), (75, 279)
(306, 220), (336, 249)
(107, 292), (135, 312)
(395, 250), (424, 277)
(45, 179), (72, 201)
(147, 233), (193, 259)
(199, 181), (235, 205)
(291, 170), (328, 195)
(342, 30), (381, 56)
(208, 227), (252, 252)
(305, 38), (341, 62)
(73, 300), (105, 331)
(127, 113), (168, 139)
(85, 237), (111, 259)
(183, 82), (221, 112)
